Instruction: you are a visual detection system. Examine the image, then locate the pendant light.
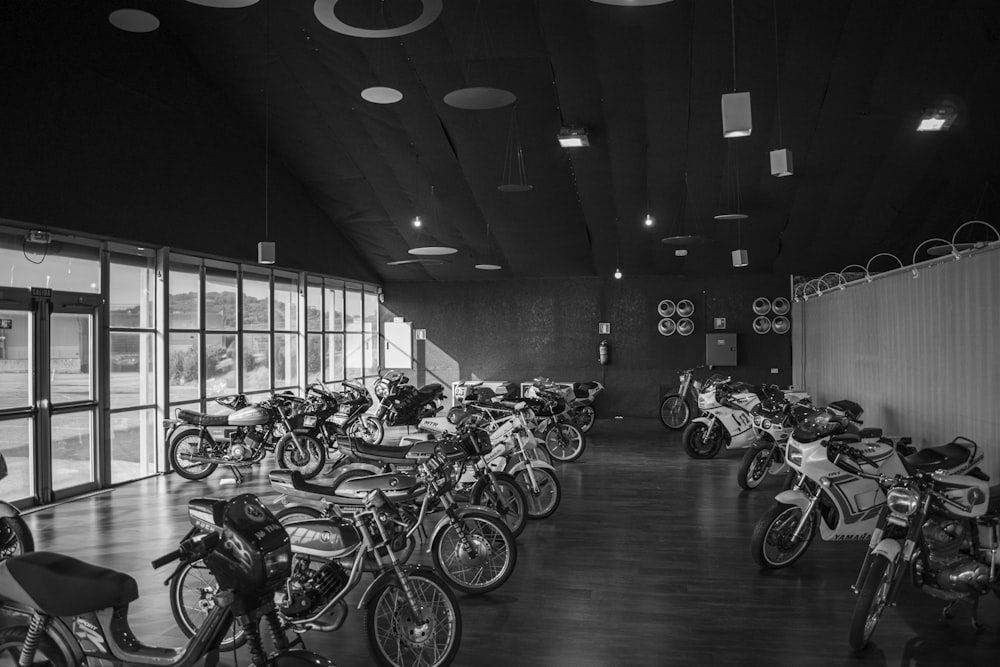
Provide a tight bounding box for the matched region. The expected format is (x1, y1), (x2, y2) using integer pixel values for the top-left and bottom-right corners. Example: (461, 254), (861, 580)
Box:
(498, 106), (531, 192)
(721, 0), (752, 137)
(257, 0), (275, 264)
(731, 219), (748, 267)
(769, 0), (793, 176)
(444, 0), (515, 110)
(408, 185), (457, 256)
(360, 3), (403, 104)
(475, 223), (502, 270)
(715, 142), (748, 221)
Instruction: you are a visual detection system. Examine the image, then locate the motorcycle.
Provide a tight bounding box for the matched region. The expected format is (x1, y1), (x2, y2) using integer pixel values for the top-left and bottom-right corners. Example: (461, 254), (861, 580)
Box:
(680, 376), (761, 459)
(659, 367), (702, 430)
(750, 402), (984, 569)
(824, 437), (999, 652)
(165, 392), (326, 482)
(0, 452), (33, 560)
(370, 369), (446, 444)
(0, 493), (334, 667)
(566, 381), (603, 433)
(736, 388), (814, 490)
(511, 379), (586, 462)
(171, 471), (465, 667)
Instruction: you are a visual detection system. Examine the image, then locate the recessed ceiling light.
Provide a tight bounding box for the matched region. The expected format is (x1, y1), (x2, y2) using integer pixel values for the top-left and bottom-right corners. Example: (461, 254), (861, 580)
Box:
(475, 263), (502, 270)
(361, 87), (403, 104)
(557, 127), (589, 148)
(408, 246), (458, 256)
(916, 105), (957, 132)
(109, 9), (160, 33)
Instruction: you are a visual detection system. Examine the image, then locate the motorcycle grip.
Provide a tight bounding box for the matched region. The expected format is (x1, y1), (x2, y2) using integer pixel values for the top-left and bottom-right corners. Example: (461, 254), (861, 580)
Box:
(151, 549), (183, 569)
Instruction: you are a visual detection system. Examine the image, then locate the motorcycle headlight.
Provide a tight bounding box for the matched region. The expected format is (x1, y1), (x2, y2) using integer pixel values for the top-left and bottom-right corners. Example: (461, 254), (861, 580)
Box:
(374, 382), (387, 399)
(786, 445), (802, 467)
(886, 488), (920, 517)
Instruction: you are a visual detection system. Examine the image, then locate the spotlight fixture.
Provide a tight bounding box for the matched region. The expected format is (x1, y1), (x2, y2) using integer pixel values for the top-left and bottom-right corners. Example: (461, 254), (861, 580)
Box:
(257, 241), (276, 265)
(614, 267), (622, 280)
(644, 214), (654, 227)
(412, 215), (422, 228)
(557, 127), (590, 148)
(732, 249), (748, 268)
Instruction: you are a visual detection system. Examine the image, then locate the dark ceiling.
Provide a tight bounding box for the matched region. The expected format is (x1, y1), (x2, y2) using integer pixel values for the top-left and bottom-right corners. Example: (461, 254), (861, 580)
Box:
(4, 0), (1000, 283)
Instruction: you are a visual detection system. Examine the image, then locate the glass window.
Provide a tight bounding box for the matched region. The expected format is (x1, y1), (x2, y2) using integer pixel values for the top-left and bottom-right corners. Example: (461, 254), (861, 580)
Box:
(169, 262), (200, 329)
(274, 333), (297, 388)
(0, 232), (100, 292)
(345, 289), (363, 332)
(364, 291), (378, 333)
(205, 267), (237, 331)
(325, 333), (344, 381)
(364, 332), (378, 376)
(110, 254), (155, 329)
(110, 332), (155, 409)
(345, 332), (363, 379)
(51, 312), (92, 403)
(110, 408), (157, 484)
(0, 418), (32, 500)
(51, 411), (94, 491)
(307, 334), (322, 383)
(325, 285), (344, 331)
(242, 333), (270, 392)
(0, 310), (31, 409)
(243, 272), (270, 331)
(274, 275), (298, 331)
(169, 332), (200, 404)
(205, 334), (237, 397)
(307, 282), (322, 332)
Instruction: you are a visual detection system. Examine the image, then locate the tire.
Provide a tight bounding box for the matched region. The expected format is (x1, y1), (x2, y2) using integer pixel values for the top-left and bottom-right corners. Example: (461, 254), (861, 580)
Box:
(170, 561), (247, 650)
(0, 626), (72, 667)
(750, 502), (817, 569)
(275, 504), (323, 523)
(513, 467), (561, 520)
(544, 423), (586, 463)
(681, 422), (726, 459)
(274, 432), (326, 480)
(364, 570), (462, 667)
(431, 510), (517, 595)
(737, 444), (774, 490)
(169, 429), (218, 480)
(0, 516), (34, 559)
(470, 474), (528, 538)
(659, 394), (691, 430)
(571, 406), (596, 433)
(348, 415), (385, 446)
(849, 554), (895, 652)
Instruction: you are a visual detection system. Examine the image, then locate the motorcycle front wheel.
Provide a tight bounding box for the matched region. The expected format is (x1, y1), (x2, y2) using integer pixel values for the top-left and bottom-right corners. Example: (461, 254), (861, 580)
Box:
(849, 554), (894, 652)
(469, 473), (528, 538)
(0, 626), (72, 667)
(681, 422), (725, 459)
(571, 405), (596, 433)
(750, 502), (817, 569)
(170, 560), (247, 650)
(544, 423), (586, 462)
(659, 394), (690, 430)
(274, 432), (326, 480)
(0, 516), (34, 559)
(737, 443), (776, 490)
(513, 467), (561, 520)
(364, 570), (462, 667)
(348, 415), (385, 446)
(168, 429), (218, 480)
(431, 510), (517, 595)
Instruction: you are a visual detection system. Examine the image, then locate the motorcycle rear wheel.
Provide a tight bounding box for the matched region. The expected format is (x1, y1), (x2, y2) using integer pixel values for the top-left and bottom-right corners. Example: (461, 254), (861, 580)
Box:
(572, 406), (596, 433)
(470, 474), (528, 538)
(544, 423), (586, 462)
(849, 554), (894, 652)
(659, 394), (690, 430)
(169, 429), (218, 480)
(274, 432), (326, 480)
(170, 560), (248, 650)
(0, 626), (71, 667)
(431, 510), (517, 595)
(737, 444), (774, 490)
(681, 422), (725, 459)
(364, 570), (462, 667)
(0, 516), (33, 559)
(750, 502), (817, 569)
(348, 415), (385, 446)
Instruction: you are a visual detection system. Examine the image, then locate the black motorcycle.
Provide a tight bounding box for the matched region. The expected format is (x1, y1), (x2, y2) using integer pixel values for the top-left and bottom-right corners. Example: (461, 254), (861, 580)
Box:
(369, 369), (446, 444)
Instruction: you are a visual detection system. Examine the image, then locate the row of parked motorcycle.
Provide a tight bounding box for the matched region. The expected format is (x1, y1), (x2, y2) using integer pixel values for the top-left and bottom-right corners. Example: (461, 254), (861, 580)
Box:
(661, 370), (1000, 652)
(0, 374), (604, 666)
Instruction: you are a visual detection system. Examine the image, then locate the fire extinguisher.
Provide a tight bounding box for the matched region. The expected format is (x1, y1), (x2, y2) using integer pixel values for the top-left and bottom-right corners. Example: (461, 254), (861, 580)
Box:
(599, 339), (610, 365)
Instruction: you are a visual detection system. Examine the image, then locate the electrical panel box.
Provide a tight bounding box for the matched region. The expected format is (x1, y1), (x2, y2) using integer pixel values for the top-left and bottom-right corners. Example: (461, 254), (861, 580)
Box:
(706, 333), (737, 367)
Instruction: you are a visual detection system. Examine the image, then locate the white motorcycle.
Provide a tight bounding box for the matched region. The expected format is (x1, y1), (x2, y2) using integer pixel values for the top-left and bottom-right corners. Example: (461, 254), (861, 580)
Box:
(680, 376), (761, 459)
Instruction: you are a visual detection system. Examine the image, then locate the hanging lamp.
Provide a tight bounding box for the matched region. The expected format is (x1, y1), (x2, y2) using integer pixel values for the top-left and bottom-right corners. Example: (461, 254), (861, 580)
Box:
(443, 0), (515, 110)
(408, 185), (457, 256)
(731, 219), (748, 267)
(714, 142), (748, 221)
(769, 0), (793, 176)
(662, 172), (712, 251)
(498, 106), (532, 192)
(257, 1), (275, 264)
(721, 0), (752, 137)
(475, 223), (503, 270)
(360, 3), (404, 104)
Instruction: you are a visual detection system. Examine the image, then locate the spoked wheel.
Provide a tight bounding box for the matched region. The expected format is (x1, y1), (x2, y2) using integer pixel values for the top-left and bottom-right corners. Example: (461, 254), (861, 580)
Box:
(0, 516), (33, 558)
(170, 561), (247, 650)
(659, 394), (691, 430)
(544, 423), (586, 463)
(737, 444), (776, 490)
(365, 570), (462, 667)
(681, 422), (726, 459)
(849, 554), (895, 652)
(348, 415), (385, 446)
(750, 502), (817, 569)
(273, 432), (326, 479)
(0, 626), (71, 667)
(470, 473), (528, 538)
(168, 429), (218, 480)
(513, 467), (561, 520)
(431, 511), (517, 595)
(571, 406), (596, 433)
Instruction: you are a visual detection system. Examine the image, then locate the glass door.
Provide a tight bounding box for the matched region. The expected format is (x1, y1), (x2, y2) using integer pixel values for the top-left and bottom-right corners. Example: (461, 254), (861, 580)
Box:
(0, 304), (34, 504)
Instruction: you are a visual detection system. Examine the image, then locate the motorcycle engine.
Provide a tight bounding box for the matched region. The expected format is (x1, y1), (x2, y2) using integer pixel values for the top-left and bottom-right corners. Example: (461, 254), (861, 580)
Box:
(279, 560), (349, 618)
(227, 427), (264, 461)
(920, 517), (991, 594)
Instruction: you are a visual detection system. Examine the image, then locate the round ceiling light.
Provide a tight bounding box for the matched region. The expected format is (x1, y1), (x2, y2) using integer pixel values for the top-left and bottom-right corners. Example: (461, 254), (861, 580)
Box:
(109, 9), (160, 33)
(185, 0), (259, 7)
(475, 263), (502, 270)
(408, 246), (458, 256)
(713, 213), (749, 221)
(361, 87), (403, 104)
(387, 258), (446, 266)
(661, 235), (711, 246)
(315, 0), (442, 38)
(443, 87), (516, 110)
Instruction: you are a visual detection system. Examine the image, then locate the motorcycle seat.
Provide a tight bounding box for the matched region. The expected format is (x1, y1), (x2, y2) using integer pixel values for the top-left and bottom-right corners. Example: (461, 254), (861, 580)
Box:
(0, 552), (138, 616)
(902, 442), (974, 474)
(858, 427), (883, 439)
(352, 438), (430, 461)
(176, 409), (230, 427)
(270, 469), (424, 506)
(416, 383), (444, 398)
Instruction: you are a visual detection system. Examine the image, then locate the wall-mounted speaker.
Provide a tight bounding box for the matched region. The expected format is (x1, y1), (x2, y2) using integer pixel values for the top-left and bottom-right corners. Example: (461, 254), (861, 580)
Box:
(753, 316), (772, 334)
(772, 316), (790, 334)
(657, 299), (676, 317)
(676, 299), (695, 318)
(677, 318), (695, 336)
(752, 297), (771, 315)
(772, 297), (790, 315)
(657, 318), (676, 336)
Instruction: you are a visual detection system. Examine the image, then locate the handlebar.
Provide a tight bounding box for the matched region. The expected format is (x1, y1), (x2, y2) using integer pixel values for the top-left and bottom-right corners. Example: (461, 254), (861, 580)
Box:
(152, 531), (221, 570)
(151, 549), (183, 570)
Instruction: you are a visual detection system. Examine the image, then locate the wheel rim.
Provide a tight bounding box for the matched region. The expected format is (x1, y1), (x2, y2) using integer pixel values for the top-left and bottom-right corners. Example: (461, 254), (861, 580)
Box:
(662, 397), (689, 428)
(517, 469), (557, 516)
(437, 518), (510, 589)
(175, 437), (211, 474)
(485, 483), (525, 534)
(689, 425), (718, 455)
(175, 563), (245, 649)
(283, 438), (323, 476)
(546, 426), (582, 460)
(0, 521), (24, 557)
(746, 450), (771, 487)
(575, 406), (596, 431)
(763, 507), (814, 566)
(372, 577), (457, 666)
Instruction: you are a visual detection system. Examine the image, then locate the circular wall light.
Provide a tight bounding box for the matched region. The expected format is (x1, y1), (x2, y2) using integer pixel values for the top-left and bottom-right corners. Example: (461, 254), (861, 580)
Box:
(657, 299), (676, 317)
(658, 318), (676, 336)
(677, 318), (694, 336)
(752, 297), (771, 315)
(771, 297), (790, 315)
(676, 299), (695, 318)
(772, 316), (790, 334)
(753, 316), (772, 334)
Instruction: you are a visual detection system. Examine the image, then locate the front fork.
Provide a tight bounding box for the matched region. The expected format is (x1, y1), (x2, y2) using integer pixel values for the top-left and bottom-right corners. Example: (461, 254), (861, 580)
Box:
(790, 489), (821, 542)
(700, 415), (718, 442)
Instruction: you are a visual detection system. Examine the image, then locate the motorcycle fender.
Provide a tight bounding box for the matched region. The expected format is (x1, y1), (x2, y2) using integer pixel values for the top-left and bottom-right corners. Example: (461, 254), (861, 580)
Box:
(689, 416), (714, 428)
(507, 460), (556, 475)
(774, 489), (811, 512)
(871, 539), (901, 563)
(358, 564), (437, 610)
(426, 505), (500, 550)
(0, 501), (20, 518)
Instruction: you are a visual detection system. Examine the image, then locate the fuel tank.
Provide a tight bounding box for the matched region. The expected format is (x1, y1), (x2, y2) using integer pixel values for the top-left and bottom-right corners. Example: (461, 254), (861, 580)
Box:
(335, 472), (423, 501)
(285, 518), (361, 559)
(227, 405), (271, 426)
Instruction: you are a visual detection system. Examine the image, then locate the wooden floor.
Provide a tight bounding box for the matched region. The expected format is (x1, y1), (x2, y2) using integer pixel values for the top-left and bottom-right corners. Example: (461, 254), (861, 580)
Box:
(17, 418), (1000, 667)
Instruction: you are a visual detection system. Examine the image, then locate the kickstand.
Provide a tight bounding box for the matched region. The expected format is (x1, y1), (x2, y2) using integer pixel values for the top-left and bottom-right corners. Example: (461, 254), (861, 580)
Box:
(225, 465), (244, 485)
(970, 597), (988, 633)
(941, 600), (959, 622)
